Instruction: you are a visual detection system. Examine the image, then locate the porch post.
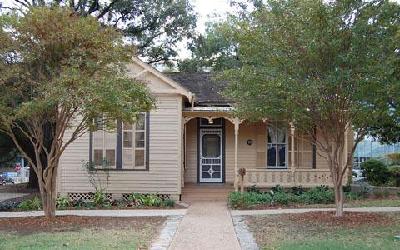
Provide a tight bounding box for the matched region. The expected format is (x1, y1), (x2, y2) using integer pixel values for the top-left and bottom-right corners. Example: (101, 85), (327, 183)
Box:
(290, 123), (295, 169)
(290, 122), (296, 186)
(234, 117), (240, 191)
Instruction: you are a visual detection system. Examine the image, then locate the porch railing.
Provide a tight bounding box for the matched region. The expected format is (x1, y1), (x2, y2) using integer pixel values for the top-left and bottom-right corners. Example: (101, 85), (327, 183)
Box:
(243, 168), (341, 188)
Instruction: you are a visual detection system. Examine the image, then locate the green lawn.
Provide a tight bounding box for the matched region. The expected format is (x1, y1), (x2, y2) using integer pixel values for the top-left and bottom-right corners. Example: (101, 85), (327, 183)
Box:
(246, 212), (400, 250)
(0, 229), (145, 250)
(345, 198), (400, 207)
(0, 216), (165, 249)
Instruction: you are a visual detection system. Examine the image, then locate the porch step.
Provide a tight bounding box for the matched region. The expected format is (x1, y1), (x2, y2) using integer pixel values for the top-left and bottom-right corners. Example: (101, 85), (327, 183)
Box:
(181, 183), (233, 202)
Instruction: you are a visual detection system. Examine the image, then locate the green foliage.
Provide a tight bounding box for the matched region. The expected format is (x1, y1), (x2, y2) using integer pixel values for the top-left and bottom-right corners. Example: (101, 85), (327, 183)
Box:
(388, 166), (400, 187)
(0, 7), (154, 217)
(298, 186), (334, 204)
(92, 190), (111, 207)
(345, 191), (362, 201)
(221, 0), (400, 216)
(6, 0), (197, 65)
(179, 19), (241, 72)
(56, 196), (70, 209)
(18, 197), (42, 211)
(361, 159), (391, 186)
(247, 185), (262, 193)
(387, 153), (400, 165)
(126, 193), (166, 207)
(161, 199), (175, 208)
(229, 185), (336, 208)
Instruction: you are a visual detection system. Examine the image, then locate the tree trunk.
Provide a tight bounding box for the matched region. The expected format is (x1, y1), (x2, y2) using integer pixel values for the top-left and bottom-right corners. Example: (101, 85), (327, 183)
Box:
(334, 181), (344, 217)
(41, 190), (57, 218)
(39, 162), (59, 219)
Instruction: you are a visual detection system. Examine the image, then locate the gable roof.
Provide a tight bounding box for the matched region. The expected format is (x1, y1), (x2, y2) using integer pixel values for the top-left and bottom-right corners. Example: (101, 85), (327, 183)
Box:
(131, 57), (194, 102)
(164, 72), (230, 106)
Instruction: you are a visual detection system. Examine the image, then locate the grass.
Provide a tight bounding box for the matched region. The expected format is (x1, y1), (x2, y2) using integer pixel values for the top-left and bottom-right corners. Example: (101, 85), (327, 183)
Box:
(0, 216), (164, 249)
(0, 229), (147, 249)
(279, 226), (400, 250)
(345, 198), (400, 207)
(246, 212), (400, 250)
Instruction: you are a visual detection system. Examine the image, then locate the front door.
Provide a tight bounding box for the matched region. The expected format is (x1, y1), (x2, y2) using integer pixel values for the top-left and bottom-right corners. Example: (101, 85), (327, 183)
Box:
(199, 128), (223, 183)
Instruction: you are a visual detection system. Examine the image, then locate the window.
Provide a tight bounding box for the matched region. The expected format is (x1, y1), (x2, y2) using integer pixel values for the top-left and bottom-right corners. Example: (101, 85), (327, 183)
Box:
(92, 120), (117, 168)
(267, 123), (287, 168)
(91, 113), (149, 170)
(122, 113), (147, 169)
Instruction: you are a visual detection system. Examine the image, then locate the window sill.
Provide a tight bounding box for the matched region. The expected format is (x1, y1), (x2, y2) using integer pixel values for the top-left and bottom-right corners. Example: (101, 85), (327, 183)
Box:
(92, 168), (149, 172)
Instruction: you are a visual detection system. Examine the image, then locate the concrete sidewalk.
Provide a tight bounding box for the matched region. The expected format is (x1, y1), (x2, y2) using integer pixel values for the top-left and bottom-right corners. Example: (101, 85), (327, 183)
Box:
(0, 209), (187, 218)
(169, 202), (241, 250)
(231, 206), (400, 216)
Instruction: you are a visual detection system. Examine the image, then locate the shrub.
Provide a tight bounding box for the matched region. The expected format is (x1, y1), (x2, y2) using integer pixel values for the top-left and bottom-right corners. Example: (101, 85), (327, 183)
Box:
(298, 186), (334, 204)
(361, 159), (390, 186)
(141, 194), (162, 207)
(345, 191), (362, 201)
(18, 197), (42, 211)
(228, 191), (273, 208)
(0, 200), (20, 211)
(291, 186), (305, 196)
(247, 185), (262, 193)
(92, 190), (111, 207)
(161, 199), (175, 207)
(389, 166), (400, 187)
(271, 190), (291, 205)
(56, 196), (70, 209)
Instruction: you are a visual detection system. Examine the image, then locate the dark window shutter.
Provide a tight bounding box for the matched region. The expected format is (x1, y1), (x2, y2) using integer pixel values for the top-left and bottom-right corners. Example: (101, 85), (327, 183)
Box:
(145, 112), (150, 170)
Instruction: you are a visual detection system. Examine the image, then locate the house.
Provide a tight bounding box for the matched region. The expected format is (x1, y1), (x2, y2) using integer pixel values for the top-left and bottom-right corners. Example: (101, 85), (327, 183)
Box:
(57, 58), (352, 201)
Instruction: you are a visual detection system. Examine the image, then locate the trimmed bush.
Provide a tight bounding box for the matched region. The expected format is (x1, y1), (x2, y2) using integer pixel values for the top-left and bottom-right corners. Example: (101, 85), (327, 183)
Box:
(361, 159), (391, 186)
(228, 185), (335, 208)
(299, 186), (334, 204)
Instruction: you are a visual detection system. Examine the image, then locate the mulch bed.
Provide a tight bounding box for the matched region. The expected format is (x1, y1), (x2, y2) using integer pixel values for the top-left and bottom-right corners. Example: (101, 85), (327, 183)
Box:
(0, 215), (165, 235)
(285, 211), (393, 228)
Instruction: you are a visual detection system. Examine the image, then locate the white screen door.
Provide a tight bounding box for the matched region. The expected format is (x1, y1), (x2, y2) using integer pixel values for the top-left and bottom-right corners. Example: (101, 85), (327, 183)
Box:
(199, 128), (223, 183)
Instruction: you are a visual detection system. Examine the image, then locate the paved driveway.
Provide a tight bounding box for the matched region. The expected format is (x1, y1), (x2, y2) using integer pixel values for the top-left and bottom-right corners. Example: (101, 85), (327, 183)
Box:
(0, 193), (29, 202)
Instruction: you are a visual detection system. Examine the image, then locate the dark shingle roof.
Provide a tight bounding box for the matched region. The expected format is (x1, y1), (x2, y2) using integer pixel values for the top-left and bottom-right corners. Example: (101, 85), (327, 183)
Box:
(165, 72), (230, 106)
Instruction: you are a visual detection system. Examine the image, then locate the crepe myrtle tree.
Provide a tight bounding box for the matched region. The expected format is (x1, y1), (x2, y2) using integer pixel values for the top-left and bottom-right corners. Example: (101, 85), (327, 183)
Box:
(223, 0), (400, 217)
(0, 7), (154, 218)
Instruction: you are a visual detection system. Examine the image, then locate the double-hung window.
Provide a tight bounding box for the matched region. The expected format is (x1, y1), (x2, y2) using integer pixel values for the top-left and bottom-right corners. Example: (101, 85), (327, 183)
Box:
(267, 123), (287, 168)
(122, 113), (147, 169)
(91, 113), (149, 170)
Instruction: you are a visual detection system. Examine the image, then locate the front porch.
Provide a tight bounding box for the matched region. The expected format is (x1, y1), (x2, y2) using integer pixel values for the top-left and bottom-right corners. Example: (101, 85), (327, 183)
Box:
(181, 108), (349, 191)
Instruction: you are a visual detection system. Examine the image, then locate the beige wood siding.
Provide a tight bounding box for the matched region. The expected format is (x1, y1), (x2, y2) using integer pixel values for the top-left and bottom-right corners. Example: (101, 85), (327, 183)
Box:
(58, 94), (183, 195)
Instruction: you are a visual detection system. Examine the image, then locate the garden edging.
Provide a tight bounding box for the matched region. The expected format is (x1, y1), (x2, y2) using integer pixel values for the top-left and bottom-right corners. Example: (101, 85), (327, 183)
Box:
(230, 206), (400, 216)
(0, 209), (187, 218)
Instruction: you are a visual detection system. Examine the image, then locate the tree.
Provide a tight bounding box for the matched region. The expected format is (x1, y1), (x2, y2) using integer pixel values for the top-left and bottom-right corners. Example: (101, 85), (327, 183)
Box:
(0, 132), (18, 167)
(178, 19), (241, 72)
(223, 0), (400, 217)
(2, 0), (197, 65)
(0, 7), (154, 217)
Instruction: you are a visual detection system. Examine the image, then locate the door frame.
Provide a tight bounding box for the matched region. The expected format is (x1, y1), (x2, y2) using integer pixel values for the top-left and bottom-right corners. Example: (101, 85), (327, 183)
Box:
(197, 118), (225, 183)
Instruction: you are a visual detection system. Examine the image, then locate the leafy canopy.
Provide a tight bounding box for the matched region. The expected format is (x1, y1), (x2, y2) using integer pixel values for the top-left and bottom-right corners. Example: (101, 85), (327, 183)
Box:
(0, 6), (154, 170)
(2, 0), (197, 65)
(223, 0), (399, 138)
